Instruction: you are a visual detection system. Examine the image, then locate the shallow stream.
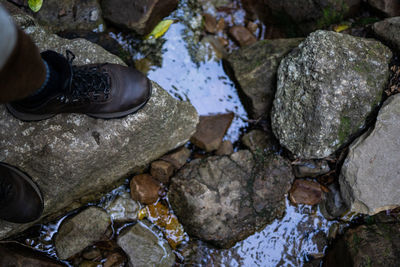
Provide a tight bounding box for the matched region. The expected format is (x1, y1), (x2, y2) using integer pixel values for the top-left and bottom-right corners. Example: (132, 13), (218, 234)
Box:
(16, 1), (346, 266)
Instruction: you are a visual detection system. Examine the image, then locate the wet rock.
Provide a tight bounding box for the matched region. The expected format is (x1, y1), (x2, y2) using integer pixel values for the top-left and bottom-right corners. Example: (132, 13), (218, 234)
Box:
(169, 150), (294, 248)
(373, 17), (400, 52)
(104, 252), (125, 267)
(105, 192), (140, 223)
(215, 140), (233, 156)
(226, 38), (302, 119)
(34, 0), (103, 32)
(272, 30), (392, 159)
(246, 21), (258, 33)
(117, 221), (175, 267)
(289, 179), (323, 206)
(229, 25), (257, 47)
(82, 247), (101, 260)
(292, 160), (330, 178)
(319, 183), (348, 220)
(160, 146), (191, 169)
(190, 113), (234, 152)
(55, 207), (111, 260)
(242, 129), (274, 152)
(253, 0), (361, 36)
(101, 0), (178, 35)
(150, 160), (174, 183)
(203, 13), (217, 33)
(324, 223), (400, 267)
(368, 0), (400, 17)
(0, 14), (198, 240)
(339, 94), (400, 215)
(130, 174), (161, 205)
(0, 241), (66, 266)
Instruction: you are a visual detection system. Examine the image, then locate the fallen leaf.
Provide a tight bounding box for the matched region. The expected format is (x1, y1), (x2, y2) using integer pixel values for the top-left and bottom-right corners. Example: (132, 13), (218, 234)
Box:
(28, 0), (43, 12)
(333, 24), (350, 32)
(145, 20), (174, 40)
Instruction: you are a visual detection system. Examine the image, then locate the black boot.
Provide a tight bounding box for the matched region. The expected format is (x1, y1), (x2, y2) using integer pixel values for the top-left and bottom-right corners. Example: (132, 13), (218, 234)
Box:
(0, 163), (43, 223)
(7, 50), (152, 121)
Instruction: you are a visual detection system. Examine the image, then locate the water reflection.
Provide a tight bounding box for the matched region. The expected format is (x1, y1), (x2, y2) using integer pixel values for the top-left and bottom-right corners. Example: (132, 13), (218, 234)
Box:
(184, 199), (334, 266)
(147, 22), (248, 141)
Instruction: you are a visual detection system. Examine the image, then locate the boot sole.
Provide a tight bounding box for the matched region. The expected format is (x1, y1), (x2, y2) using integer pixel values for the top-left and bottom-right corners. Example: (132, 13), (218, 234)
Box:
(6, 81), (153, 121)
(0, 162), (44, 213)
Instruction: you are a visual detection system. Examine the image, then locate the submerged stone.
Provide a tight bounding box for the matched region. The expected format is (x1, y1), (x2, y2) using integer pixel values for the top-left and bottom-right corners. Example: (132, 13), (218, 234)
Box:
(117, 221), (175, 267)
(55, 207), (111, 260)
(168, 150), (294, 248)
(339, 94), (400, 215)
(272, 30), (392, 159)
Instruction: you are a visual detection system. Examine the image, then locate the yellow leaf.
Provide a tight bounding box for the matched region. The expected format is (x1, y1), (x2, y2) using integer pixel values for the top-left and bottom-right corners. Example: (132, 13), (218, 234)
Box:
(137, 208), (148, 220)
(28, 0), (43, 12)
(145, 20), (174, 40)
(334, 24), (350, 33)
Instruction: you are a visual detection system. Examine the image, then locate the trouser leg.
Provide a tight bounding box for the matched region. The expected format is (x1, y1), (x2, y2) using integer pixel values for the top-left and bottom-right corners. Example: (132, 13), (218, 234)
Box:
(0, 4), (46, 104)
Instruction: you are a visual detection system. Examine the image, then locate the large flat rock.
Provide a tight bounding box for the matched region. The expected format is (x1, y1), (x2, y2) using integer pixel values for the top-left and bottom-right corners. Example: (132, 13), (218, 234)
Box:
(0, 14), (198, 239)
(339, 94), (400, 215)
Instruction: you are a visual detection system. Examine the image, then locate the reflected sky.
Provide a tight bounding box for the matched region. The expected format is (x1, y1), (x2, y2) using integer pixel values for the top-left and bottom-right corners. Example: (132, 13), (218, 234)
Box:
(147, 23), (248, 142)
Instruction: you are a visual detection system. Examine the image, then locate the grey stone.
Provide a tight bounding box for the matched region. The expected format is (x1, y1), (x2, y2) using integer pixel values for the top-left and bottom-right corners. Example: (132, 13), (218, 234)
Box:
(339, 94), (400, 215)
(241, 129), (274, 152)
(117, 221), (175, 267)
(373, 17), (400, 53)
(272, 30), (392, 159)
(55, 207), (111, 260)
(368, 0), (400, 17)
(0, 14), (198, 239)
(292, 159), (330, 178)
(34, 0), (103, 32)
(226, 39), (302, 119)
(105, 192), (140, 223)
(253, 0), (361, 36)
(168, 150), (294, 248)
(319, 183), (348, 220)
(101, 0), (178, 35)
(324, 222), (400, 267)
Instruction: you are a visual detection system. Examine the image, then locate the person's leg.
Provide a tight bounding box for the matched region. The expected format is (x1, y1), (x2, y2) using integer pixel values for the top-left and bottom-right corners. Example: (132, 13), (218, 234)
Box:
(0, 4), (46, 103)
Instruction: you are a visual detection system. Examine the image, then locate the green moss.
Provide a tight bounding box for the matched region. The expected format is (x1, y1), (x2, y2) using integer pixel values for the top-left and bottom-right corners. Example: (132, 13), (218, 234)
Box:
(317, 0), (349, 29)
(338, 116), (351, 144)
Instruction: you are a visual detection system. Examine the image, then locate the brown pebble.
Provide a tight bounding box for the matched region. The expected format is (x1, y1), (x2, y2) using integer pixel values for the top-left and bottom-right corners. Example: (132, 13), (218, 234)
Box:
(218, 37), (229, 47)
(161, 146), (191, 169)
(190, 113), (234, 152)
(82, 248), (101, 260)
(203, 13), (217, 34)
(150, 160), (174, 183)
(215, 140), (233, 156)
(246, 21), (258, 33)
(130, 174), (161, 205)
(216, 18), (225, 32)
(104, 252), (125, 267)
(289, 179), (323, 206)
(229, 25), (257, 47)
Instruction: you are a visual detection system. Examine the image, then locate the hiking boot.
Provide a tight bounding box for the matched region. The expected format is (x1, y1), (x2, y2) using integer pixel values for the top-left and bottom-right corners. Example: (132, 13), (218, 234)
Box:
(0, 163), (43, 223)
(6, 50), (152, 121)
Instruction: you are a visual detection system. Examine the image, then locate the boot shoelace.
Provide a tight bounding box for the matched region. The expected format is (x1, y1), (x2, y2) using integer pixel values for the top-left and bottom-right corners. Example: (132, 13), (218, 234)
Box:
(60, 50), (111, 103)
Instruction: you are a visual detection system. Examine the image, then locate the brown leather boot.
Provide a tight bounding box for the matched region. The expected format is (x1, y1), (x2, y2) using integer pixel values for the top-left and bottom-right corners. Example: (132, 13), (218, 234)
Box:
(0, 163), (43, 223)
(6, 50), (152, 121)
